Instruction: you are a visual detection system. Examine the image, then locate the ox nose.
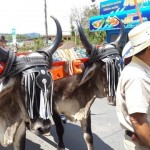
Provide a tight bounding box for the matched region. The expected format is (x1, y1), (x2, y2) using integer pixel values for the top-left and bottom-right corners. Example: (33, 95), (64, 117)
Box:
(37, 119), (51, 135)
(29, 118), (51, 135)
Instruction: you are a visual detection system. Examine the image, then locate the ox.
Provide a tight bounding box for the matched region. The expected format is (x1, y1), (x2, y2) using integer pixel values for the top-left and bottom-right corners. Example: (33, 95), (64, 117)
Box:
(51, 18), (124, 150)
(0, 16), (62, 150)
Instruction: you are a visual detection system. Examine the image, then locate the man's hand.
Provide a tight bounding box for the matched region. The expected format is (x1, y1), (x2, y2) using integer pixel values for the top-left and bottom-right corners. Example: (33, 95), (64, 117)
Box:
(129, 113), (150, 148)
(131, 133), (146, 146)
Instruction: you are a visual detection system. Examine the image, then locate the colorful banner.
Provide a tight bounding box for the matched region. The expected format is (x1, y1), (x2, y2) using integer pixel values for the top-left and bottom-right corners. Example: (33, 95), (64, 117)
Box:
(90, 0), (150, 31)
(100, 0), (150, 15)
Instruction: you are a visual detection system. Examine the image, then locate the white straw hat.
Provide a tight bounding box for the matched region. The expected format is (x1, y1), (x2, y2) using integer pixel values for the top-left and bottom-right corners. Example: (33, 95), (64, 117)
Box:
(122, 21), (150, 58)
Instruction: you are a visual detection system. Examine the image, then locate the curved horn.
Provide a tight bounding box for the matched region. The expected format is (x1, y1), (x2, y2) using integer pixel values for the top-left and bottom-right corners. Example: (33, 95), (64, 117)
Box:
(48, 16), (62, 55)
(39, 16), (62, 57)
(77, 21), (92, 54)
(111, 17), (124, 47)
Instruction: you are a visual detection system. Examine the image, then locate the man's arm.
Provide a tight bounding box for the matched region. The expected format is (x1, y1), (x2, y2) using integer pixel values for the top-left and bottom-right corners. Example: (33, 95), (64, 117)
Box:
(129, 113), (150, 148)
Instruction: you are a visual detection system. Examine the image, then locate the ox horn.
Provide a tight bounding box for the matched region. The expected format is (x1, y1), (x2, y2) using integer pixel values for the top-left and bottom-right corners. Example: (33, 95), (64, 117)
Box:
(38, 16), (62, 57)
(77, 21), (92, 55)
(110, 17), (124, 47)
(77, 17), (124, 52)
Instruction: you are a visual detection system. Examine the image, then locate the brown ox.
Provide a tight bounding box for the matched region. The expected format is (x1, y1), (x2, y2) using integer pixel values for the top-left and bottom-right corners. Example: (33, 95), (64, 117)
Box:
(0, 16), (62, 150)
(52, 18), (124, 150)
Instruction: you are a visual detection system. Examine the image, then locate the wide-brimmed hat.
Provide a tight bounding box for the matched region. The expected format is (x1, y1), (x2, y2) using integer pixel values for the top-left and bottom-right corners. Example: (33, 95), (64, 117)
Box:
(0, 35), (7, 42)
(122, 21), (150, 58)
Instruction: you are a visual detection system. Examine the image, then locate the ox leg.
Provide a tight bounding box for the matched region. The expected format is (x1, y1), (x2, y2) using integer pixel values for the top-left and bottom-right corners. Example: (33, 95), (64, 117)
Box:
(13, 121), (26, 150)
(80, 113), (94, 150)
(52, 109), (65, 150)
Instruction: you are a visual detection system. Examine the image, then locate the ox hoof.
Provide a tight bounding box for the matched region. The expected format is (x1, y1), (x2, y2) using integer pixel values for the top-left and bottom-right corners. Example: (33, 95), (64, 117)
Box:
(43, 132), (51, 136)
(60, 114), (67, 124)
(57, 148), (66, 150)
(107, 96), (116, 106)
(108, 101), (116, 106)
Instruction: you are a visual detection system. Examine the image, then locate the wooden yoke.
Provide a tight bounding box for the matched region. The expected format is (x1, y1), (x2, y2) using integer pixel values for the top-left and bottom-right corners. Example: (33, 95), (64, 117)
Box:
(0, 52), (89, 80)
(51, 58), (89, 80)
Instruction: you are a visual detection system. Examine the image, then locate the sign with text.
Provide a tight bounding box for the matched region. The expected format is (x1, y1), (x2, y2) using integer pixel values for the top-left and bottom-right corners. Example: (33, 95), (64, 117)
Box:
(12, 28), (16, 44)
(100, 0), (134, 15)
(90, 0), (150, 31)
(12, 28), (16, 36)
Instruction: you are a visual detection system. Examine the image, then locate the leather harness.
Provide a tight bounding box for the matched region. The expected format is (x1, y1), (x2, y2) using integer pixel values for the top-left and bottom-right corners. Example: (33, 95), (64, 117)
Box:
(85, 45), (122, 98)
(0, 45), (122, 118)
(0, 50), (53, 119)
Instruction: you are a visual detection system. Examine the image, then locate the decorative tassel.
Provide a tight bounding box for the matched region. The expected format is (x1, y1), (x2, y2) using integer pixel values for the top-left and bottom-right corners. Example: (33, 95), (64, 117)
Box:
(24, 72), (36, 119)
(49, 73), (54, 116)
(39, 90), (46, 119)
(23, 70), (53, 119)
(105, 59), (120, 97)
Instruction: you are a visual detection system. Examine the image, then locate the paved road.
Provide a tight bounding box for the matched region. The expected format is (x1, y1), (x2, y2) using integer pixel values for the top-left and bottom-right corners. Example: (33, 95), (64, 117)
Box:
(1, 98), (125, 150)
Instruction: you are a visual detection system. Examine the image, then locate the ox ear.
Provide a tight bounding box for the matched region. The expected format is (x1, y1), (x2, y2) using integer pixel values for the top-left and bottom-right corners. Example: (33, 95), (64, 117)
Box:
(0, 78), (15, 98)
(79, 63), (96, 86)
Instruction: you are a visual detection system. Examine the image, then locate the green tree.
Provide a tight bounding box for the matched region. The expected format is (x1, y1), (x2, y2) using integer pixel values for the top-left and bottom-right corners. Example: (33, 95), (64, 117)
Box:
(33, 38), (45, 50)
(70, 4), (106, 45)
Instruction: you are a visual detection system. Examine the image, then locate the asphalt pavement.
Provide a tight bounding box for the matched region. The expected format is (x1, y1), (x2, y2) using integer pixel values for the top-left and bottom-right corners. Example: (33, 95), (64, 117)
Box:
(0, 98), (125, 150)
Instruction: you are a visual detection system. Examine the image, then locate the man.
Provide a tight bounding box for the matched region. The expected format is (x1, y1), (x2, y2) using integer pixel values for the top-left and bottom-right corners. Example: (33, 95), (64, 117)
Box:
(0, 35), (7, 49)
(116, 21), (150, 150)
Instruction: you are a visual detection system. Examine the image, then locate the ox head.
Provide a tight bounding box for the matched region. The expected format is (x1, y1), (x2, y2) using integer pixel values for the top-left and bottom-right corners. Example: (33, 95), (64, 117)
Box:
(77, 17), (124, 105)
(0, 16), (62, 134)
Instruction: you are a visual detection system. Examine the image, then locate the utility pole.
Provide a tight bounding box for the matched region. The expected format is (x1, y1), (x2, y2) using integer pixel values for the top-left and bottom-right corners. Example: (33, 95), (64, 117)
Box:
(44, 0), (48, 46)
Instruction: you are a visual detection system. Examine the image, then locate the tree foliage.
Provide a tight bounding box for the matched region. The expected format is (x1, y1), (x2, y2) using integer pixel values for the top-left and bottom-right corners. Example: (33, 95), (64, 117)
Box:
(3, 34), (30, 41)
(70, 4), (106, 45)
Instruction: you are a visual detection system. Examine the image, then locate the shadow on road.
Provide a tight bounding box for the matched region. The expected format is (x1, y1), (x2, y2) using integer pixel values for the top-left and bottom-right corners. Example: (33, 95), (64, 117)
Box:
(0, 122), (114, 150)
(0, 139), (43, 150)
(49, 122), (114, 150)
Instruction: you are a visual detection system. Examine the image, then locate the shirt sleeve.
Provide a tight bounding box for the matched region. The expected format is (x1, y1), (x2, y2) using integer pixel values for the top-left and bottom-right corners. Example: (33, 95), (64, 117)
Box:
(125, 78), (150, 115)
